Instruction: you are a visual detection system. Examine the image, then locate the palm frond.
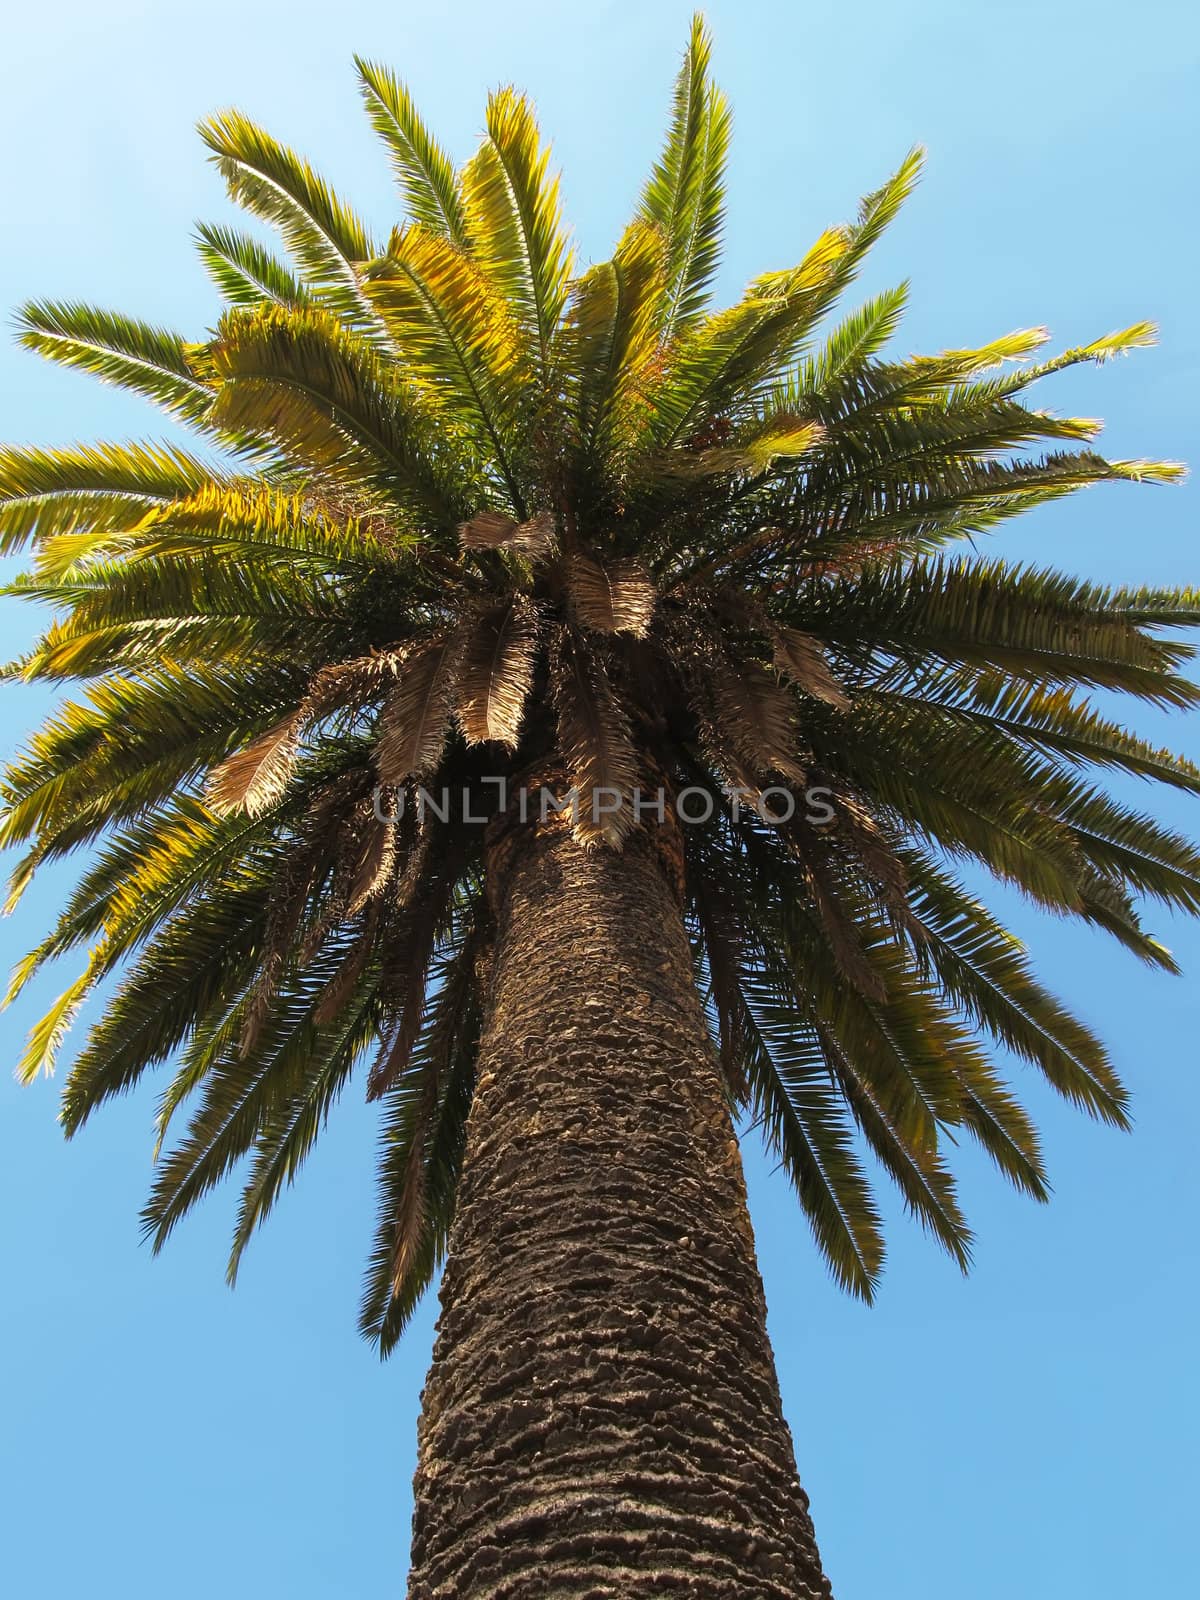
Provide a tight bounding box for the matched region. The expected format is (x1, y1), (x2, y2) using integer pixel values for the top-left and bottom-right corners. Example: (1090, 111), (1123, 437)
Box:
(375, 633), (465, 783)
(637, 14), (731, 334)
(550, 626), (639, 845)
(364, 223), (529, 505)
(568, 222), (666, 455)
(461, 88), (573, 373)
(456, 599), (539, 748)
(16, 301), (214, 426)
(195, 223), (310, 309)
(207, 305), (461, 521)
(199, 111), (382, 335)
(568, 553), (656, 637)
(355, 58), (468, 244)
(0, 439), (213, 558)
(361, 904), (485, 1352)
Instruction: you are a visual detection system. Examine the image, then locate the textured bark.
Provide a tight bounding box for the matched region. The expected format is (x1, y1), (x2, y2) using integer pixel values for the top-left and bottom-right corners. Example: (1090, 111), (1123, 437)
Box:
(406, 810), (833, 1599)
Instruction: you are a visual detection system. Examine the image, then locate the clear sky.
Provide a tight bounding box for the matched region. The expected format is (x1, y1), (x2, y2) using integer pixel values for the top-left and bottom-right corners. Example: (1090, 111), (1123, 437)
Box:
(1, 3), (1197, 1596)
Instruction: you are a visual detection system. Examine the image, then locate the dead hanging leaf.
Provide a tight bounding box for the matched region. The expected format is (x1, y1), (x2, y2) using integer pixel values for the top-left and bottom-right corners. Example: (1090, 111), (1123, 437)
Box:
(508, 511), (557, 559)
(802, 852), (887, 1002)
(712, 659), (807, 787)
(376, 633), (464, 785)
(550, 627), (639, 847)
(209, 653), (411, 819)
(772, 627), (850, 711)
(314, 922), (377, 1024)
(343, 813), (397, 919)
(305, 648), (408, 718)
(207, 714), (302, 816)
(456, 599), (540, 748)
(458, 508), (557, 559)
(568, 552), (656, 637)
(458, 510), (515, 548)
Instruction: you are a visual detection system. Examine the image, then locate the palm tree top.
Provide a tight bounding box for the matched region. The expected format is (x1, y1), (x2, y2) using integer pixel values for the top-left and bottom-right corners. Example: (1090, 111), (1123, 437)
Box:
(3, 14), (1197, 1351)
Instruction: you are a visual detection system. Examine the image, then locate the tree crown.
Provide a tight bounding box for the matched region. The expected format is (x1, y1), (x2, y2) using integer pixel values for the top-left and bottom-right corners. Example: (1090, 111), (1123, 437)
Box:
(4, 15), (1196, 1351)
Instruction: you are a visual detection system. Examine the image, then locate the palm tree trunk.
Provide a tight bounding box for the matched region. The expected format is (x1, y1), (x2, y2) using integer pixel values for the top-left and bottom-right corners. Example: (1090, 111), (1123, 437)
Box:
(406, 808), (834, 1599)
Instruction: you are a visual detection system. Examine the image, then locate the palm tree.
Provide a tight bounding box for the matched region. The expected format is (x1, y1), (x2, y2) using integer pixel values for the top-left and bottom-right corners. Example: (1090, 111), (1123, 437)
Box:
(3, 14), (1197, 1595)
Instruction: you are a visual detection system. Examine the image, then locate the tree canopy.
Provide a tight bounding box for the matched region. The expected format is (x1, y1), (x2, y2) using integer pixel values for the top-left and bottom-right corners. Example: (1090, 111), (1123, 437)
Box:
(3, 15), (1196, 1352)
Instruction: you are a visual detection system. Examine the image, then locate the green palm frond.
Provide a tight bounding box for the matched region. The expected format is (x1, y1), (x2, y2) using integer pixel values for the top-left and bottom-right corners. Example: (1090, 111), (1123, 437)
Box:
(226, 967), (381, 1282)
(900, 849), (1130, 1125)
(364, 224), (530, 506)
(360, 897), (486, 1352)
(58, 867), (275, 1132)
(568, 222), (666, 459)
(741, 974), (886, 1298)
(131, 481), (406, 572)
(355, 57), (468, 244)
(206, 304), (465, 522)
(794, 283), (910, 393)
(884, 669), (1200, 795)
(199, 110), (383, 336)
(804, 558), (1199, 706)
(0, 659), (306, 856)
(637, 14), (731, 336)
(0, 440), (213, 557)
(142, 934), (365, 1250)
(195, 223), (310, 309)
(16, 301), (214, 425)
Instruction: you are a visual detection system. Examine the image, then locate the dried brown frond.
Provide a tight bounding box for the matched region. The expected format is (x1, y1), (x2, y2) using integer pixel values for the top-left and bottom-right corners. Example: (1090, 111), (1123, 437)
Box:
(305, 647), (409, 719)
(207, 714), (303, 817)
(702, 590), (846, 713)
(550, 626), (639, 846)
(314, 910), (380, 1024)
(771, 626), (850, 711)
(456, 598), (540, 748)
(305, 484), (401, 556)
(209, 651), (414, 820)
(712, 659), (808, 787)
(458, 508), (557, 558)
(654, 609), (759, 795)
(458, 510), (516, 548)
(344, 812), (398, 918)
(394, 815), (434, 910)
(280, 773), (383, 966)
(376, 632), (465, 784)
(568, 552), (656, 637)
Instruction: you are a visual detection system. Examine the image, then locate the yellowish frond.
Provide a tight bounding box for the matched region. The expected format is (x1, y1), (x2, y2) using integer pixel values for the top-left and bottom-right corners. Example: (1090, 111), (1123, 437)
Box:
(16, 963), (94, 1083)
(461, 89), (574, 371)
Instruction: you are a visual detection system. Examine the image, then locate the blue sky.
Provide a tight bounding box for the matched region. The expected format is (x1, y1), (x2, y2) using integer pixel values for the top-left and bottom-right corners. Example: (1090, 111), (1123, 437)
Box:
(1, 2), (1197, 1595)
